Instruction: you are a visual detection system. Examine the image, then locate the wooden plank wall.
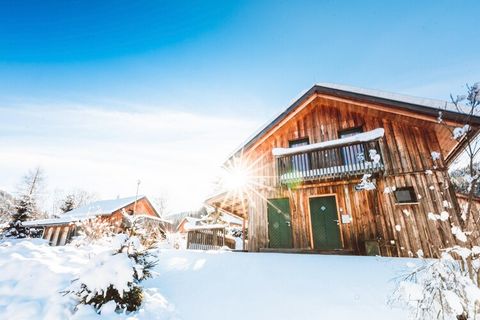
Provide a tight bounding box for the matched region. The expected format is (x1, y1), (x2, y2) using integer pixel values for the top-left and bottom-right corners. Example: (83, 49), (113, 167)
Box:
(245, 95), (462, 257)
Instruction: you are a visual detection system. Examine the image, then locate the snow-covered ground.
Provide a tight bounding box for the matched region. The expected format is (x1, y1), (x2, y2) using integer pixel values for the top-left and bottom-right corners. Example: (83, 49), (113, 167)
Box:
(0, 239), (410, 319)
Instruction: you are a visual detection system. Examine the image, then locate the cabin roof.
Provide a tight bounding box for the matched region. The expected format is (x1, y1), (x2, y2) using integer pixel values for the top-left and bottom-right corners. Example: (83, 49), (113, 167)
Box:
(23, 195), (154, 227)
(230, 83), (480, 158)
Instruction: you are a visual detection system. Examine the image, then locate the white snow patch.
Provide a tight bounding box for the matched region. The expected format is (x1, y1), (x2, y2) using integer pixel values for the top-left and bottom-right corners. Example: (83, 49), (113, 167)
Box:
(451, 226), (468, 242)
(0, 239), (412, 320)
(431, 151), (441, 161)
(272, 128), (384, 156)
(452, 125), (470, 140)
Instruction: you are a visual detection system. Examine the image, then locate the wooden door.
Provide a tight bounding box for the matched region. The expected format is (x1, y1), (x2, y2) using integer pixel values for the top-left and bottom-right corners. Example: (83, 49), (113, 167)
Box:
(267, 198), (293, 248)
(309, 196), (342, 250)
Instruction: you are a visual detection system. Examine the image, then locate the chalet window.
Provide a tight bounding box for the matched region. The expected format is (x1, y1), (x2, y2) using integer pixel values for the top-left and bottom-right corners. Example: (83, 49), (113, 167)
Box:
(339, 127), (364, 166)
(394, 187), (418, 204)
(289, 138), (310, 172)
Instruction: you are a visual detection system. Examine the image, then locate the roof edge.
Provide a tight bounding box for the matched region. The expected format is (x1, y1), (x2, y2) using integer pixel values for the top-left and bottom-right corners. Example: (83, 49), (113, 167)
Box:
(227, 84), (480, 161)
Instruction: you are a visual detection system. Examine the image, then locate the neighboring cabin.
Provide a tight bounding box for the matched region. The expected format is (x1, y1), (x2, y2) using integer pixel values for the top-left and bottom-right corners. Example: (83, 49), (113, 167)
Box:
(24, 195), (162, 246)
(177, 216), (202, 233)
(207, 83), (480, 258)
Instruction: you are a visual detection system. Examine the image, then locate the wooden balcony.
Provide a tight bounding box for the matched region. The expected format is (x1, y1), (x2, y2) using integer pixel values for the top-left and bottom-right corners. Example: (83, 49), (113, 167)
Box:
(274, 136), (384, 185)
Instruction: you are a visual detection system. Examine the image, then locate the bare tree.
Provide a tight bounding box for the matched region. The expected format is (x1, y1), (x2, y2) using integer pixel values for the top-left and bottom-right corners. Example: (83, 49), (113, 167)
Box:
(392, 83), (480, 319)
(17, 167), (46, 199)
(152, 196), (168, 217)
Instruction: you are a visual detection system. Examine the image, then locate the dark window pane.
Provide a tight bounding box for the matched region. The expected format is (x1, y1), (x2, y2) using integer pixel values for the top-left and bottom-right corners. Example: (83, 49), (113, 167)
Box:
(289, 138), (310, 172)
(394, 187), (417, 203)
(339, 127), (364, 165)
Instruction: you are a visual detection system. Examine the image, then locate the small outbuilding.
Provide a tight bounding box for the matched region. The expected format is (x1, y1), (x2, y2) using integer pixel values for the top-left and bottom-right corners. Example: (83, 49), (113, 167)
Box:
(23, 195), (162, 246)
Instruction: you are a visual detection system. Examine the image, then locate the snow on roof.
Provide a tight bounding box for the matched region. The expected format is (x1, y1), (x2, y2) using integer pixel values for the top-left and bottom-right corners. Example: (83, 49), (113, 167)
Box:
(221, 212), (243, 225)
(227, 83), (471, 161)
(272, 128), (384, 156)
(65, 195), (144, 219)
(23, 217), (75, 227)
(315, 83), (458, 111)
(23, 195), (145, 227)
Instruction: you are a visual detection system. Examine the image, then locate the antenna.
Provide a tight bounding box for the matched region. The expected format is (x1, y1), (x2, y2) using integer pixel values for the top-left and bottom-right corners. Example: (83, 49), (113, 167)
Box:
(133, 179), (141, 215)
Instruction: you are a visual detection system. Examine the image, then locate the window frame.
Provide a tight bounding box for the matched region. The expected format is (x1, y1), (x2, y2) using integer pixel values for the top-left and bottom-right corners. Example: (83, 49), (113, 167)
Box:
(338, 126), (365, 166)
(288, 137), (310, 148)
(288, 137), (311, 172)
(394, 187), (419, 205)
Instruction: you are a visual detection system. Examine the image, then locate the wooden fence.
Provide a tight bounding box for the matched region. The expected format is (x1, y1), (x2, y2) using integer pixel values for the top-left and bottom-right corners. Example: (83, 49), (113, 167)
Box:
(186, 227), (236, 250)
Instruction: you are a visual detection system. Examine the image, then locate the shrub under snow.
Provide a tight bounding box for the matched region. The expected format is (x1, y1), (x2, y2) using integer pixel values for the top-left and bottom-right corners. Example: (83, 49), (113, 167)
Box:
(66, 234), (156, 315)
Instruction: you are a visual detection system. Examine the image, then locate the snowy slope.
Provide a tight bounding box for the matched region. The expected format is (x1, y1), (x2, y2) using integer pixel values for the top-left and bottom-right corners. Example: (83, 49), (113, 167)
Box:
(0, 240), (410, 319)
(151, 250), (408, 320)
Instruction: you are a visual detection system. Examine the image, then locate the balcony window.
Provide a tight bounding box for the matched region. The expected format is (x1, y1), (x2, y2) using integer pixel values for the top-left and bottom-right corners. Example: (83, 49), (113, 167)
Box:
(339, 127), (365, 166)
(289, 138), (310, 172)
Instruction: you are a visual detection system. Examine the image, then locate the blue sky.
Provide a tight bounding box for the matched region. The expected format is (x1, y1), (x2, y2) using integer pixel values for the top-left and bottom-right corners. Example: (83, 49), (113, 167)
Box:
(0, 0), (479, 212)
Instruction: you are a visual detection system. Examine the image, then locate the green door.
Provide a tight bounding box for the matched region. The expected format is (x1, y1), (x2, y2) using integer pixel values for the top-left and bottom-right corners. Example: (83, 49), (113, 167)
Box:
(267, 198), (293, 248)
(309, 196), (342, 250)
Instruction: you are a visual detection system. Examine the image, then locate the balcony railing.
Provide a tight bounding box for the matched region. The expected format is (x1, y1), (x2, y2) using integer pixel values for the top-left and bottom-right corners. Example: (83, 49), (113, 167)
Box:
(275, 138), (384, 184)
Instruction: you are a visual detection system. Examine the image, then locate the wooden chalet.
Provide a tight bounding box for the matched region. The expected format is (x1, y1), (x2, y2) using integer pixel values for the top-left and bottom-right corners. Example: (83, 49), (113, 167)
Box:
(207, 83), (480, 258)
(24, 195), (162, 246)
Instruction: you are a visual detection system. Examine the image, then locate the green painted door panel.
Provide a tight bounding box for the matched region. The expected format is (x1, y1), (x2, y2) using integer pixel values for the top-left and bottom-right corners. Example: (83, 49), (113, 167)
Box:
(267, 198), (293, 248)
(309, 196), (342, 250)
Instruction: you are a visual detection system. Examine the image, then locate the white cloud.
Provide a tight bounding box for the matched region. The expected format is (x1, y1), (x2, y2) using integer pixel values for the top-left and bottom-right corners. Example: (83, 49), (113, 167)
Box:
(0, 106), (260, 213)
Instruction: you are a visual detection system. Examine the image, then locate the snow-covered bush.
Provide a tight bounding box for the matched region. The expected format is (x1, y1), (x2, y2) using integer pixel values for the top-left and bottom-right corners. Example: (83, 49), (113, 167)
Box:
(391, 248), (480, 319)
(120, 211), (166, 249)
(65, 233), (156, 314)
(69, 217), (117, 246)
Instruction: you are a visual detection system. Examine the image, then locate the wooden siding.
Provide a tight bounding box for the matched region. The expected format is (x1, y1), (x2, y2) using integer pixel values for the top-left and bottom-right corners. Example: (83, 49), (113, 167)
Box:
(242, 95), (464, 257)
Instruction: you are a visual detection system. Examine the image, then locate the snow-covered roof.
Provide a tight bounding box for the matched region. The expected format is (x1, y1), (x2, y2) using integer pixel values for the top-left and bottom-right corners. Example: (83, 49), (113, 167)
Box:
(23, 195), (146, 227)
(23, 217), (75, 227)
(227, 83), (478, 160)
(65, 195), (144, 219)
(272, 128), (384, 156)
(316, 83), (459, 111)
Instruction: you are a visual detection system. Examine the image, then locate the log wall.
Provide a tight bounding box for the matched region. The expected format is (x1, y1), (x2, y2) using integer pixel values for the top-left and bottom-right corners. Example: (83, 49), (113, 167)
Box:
(244, 95), (463, 257)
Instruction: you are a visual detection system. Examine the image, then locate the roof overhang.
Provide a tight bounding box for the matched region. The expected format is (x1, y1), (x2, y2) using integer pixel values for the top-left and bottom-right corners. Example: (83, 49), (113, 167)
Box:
(205, 191), (248, 219)
(229, 84), (480, 161)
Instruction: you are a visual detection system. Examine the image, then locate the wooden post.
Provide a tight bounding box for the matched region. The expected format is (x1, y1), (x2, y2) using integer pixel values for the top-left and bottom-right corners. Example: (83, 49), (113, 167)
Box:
(222, 228), (226, 247)
(242, 218), (246, 251)
(51, 227), (61, 246)
(58, 226), (70, 246)
(43, 226), (54, 241)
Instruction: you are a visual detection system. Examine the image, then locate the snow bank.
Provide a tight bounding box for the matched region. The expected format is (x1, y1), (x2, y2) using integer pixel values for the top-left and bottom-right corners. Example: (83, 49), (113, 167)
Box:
(0, 239), (410, 319)
(0, 239), (174, 320)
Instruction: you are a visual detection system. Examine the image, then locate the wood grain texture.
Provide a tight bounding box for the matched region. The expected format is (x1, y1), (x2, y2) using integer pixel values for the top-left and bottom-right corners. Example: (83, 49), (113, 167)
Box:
(238, 95), (465, 257)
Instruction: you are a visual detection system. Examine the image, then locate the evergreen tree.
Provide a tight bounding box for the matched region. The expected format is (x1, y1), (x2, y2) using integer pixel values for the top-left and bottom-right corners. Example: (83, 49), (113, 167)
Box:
(60, 194), (76, 213)
(4, 194), (39, 238)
